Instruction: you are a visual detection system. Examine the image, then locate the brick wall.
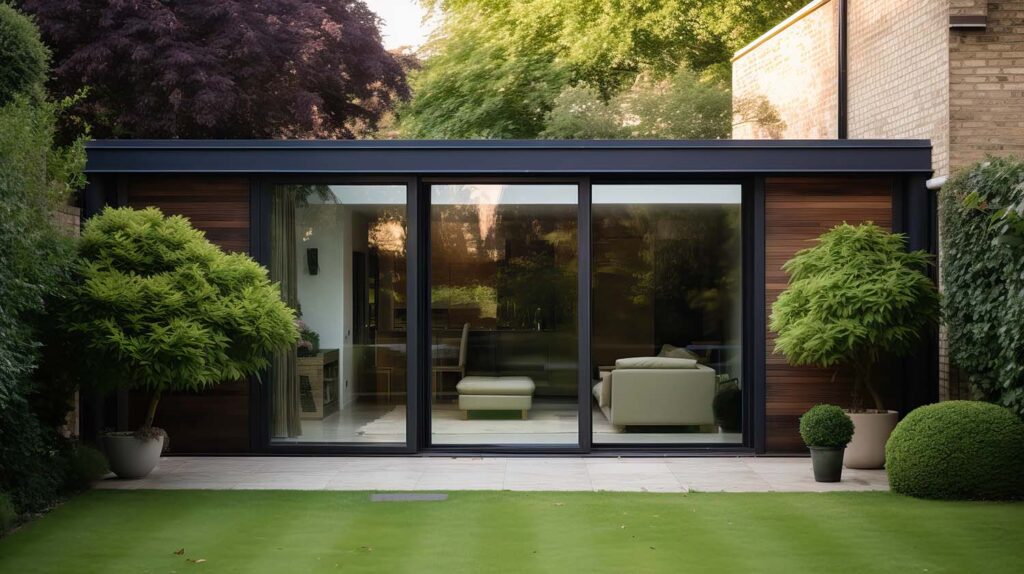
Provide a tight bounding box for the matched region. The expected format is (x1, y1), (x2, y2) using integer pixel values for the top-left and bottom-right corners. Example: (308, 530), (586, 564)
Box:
(847, 0), (950, 177)
(732, 0), (839, 139)
(948, 1), (1024, 168)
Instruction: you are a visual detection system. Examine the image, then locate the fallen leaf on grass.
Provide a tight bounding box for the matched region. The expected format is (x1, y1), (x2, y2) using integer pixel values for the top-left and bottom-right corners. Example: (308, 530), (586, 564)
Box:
(187, 558), (206, 564)
(174, 548), (185, 555)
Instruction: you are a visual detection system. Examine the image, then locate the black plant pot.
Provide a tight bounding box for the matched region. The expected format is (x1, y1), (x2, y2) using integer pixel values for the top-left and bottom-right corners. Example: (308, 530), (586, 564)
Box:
(809, 446), (845, 482)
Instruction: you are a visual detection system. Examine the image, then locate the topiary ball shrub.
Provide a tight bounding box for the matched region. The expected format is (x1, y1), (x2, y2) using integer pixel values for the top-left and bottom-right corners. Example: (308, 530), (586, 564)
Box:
(799, 404), (854, 447)
(886, 401), (1024, 500)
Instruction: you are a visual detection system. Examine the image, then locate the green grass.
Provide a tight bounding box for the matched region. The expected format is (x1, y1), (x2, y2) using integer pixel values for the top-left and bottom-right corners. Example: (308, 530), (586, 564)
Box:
(1, 491), (1022, 573)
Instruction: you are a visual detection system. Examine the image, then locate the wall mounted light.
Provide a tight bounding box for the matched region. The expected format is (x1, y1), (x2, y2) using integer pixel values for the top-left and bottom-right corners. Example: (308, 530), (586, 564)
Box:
(307, 248), (319, 275)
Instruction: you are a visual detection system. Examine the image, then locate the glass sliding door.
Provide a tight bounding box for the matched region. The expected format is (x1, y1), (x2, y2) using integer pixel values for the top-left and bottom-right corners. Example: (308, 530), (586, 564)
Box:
(591, 184), (743, 445)
(430, 183), (579, 446)
(269, 184), (409, 444)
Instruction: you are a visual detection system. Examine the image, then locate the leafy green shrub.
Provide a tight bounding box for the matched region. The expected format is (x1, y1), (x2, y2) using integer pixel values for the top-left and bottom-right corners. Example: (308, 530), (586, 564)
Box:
(799, 404), (854, 447)
(64, 444), (108, 490)
(886, 401), (1024, 500)
(770, 223), (939, 410)
(941, 157), (1024, 416)
(0, 3), (48, 104)
(0, 491), (16, 532)
(60, 207), (299, 432)
(0, 400), (65, 513)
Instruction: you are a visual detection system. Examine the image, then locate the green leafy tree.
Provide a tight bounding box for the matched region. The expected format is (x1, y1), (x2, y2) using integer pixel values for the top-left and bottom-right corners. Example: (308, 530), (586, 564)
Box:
(0, 2), (48, 105)
(541, 67), (732, 139)
(60, 207), (299, 433)
(402, 0), (799, 138)
(770, 223), (939, 411)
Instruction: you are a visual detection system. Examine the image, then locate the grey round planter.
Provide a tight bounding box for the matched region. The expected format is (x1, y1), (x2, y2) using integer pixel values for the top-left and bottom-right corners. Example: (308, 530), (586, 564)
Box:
(809, 446), (846, 482)
(102, 432), (165, 479)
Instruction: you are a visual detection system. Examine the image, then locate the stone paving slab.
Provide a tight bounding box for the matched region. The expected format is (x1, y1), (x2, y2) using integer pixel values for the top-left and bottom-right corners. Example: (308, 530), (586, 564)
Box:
(96, 456), (890, 493)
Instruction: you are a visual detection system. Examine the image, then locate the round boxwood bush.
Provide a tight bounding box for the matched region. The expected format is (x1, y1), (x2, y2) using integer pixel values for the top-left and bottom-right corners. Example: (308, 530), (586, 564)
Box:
(799, 404), (854, 447)
(886, 401), (1024, 500)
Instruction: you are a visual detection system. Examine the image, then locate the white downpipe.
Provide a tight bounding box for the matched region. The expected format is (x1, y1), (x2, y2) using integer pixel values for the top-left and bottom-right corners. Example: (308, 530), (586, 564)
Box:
(927, 176), (948, 191)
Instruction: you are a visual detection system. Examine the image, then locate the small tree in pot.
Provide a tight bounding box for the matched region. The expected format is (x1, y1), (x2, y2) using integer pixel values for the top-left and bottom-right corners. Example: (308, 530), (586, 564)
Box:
(60, 207), (298, 478)
(770, 222), (939, 469)
(800, 404), (854, 482)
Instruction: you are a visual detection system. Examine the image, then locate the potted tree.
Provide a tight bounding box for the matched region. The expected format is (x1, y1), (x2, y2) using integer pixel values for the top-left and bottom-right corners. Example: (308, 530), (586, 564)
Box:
(800, 404), (854, 482)
(770, 223), (939, 469)
(60, 207), (298, 478)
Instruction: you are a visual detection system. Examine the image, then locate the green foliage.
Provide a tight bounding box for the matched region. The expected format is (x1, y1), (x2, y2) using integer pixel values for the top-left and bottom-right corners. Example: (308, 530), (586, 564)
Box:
(60, 207), (299, 427)
(941, 157), (1024, 416)
(540, 67), (732, 140)
(404, 0), (799, 138)
(886, 401), (1024, 500)
(799, 404), (854, 448)
(0, 491), (15, 531)
(63, 444), (108, 491)
(770, 223), (939, 410)
(0, 12), (85, 515)
(0, 3), (48, 105)
(0, 400), (65, 513)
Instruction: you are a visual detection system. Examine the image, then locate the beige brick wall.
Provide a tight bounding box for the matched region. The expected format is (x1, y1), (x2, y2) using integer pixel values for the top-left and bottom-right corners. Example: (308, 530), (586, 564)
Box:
(949, 1), (1024, 169)
(847, 0), (950, 177)
(732, 0), (839, 139)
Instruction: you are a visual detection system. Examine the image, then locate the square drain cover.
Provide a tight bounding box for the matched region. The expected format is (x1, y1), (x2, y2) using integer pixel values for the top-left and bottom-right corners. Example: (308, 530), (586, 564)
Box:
(370, 493), (448, 502)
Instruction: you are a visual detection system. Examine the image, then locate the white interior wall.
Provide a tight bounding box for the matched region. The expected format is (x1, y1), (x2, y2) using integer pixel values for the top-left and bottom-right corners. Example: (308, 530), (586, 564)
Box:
(296, 204), (353, 410)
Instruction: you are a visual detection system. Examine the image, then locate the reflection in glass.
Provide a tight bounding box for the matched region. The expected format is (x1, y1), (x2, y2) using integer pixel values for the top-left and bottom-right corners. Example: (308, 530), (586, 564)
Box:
(592, 184), (743, 444)
(270, 184), (408, 443)
(430, 184), (579, 445)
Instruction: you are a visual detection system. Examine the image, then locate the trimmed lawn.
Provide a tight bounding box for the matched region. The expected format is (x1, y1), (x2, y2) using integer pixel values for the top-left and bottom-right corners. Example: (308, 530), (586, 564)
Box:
(0, 491), (1022, 573)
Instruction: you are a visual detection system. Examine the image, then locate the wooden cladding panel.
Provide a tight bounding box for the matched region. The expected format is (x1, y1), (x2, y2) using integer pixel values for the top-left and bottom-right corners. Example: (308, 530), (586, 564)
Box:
(765, 177), (893, 452)
(122, 176), (252, 453)
(123, 177), (250, 253)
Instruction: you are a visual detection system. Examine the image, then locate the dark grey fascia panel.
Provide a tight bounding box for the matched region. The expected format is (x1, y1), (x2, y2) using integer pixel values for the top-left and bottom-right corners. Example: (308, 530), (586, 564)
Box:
(85, 139), (933, 175)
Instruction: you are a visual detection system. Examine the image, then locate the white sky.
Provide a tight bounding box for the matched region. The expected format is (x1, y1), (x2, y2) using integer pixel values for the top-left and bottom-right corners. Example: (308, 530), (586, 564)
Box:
(364, 0), (432, 50)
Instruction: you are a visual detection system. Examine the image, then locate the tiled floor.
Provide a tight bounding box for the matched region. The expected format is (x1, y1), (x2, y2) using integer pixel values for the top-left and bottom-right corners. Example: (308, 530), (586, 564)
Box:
(96, 456), (889, 493)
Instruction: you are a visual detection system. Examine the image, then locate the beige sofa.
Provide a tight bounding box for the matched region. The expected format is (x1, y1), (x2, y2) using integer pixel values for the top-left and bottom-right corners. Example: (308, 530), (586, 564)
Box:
(592, 357), (716, 427)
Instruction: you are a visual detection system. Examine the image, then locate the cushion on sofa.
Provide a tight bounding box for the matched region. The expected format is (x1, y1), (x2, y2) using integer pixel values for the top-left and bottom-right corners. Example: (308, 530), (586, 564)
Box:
(658, 344), (700, 361)
(456, 376), (536, 396)
(614, 356), (697, 369)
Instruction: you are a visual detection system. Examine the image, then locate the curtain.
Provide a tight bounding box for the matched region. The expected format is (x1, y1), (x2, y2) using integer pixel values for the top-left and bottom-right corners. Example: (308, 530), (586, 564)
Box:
(271, 186), (302, 438)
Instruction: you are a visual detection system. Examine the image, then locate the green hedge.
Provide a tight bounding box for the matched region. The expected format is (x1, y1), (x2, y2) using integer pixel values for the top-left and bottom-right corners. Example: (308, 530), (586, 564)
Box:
(941, 157), (1024, 416)
(886, 401), (1024, 500)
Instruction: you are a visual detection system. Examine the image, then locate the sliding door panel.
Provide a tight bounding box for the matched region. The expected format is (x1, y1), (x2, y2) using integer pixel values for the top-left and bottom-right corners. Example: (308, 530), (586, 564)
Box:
(269, 184), (409, 444)
(430, 184), (579, 446)
(591, 184), (744, 445)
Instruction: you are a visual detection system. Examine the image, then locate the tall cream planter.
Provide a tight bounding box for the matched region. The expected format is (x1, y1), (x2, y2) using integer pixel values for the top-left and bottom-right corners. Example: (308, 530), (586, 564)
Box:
(844, 411), (898, 469)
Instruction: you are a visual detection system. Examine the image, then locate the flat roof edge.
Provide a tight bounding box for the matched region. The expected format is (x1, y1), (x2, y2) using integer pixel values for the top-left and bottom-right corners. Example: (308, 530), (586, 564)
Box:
(84, 139), (933, 176)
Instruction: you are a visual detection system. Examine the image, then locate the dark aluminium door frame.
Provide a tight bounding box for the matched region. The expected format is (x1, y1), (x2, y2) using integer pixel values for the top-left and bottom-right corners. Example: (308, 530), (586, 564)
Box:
(249, 173), (759, 457)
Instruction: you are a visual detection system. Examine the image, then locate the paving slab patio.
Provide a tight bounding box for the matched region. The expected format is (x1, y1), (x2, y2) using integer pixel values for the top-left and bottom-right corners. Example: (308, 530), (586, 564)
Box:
(95, 456), (889, 493)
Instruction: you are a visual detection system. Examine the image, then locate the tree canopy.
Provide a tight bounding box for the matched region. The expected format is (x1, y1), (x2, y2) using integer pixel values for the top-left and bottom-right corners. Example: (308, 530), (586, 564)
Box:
(400, 0), (801, 139)
(20, 0), (408, 139)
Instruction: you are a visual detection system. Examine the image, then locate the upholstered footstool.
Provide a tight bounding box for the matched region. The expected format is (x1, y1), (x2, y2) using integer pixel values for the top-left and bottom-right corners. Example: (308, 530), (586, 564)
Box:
(456, 376), (536, 419)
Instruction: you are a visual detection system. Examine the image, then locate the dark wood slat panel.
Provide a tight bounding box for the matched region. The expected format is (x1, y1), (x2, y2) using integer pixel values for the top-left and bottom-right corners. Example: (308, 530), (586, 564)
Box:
(122, 176), (252, 453)
(765, 177), (893, 452)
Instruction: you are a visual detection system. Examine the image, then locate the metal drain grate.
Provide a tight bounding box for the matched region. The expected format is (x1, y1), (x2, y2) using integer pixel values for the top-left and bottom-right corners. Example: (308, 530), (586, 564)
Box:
(370, 493), (449, 502)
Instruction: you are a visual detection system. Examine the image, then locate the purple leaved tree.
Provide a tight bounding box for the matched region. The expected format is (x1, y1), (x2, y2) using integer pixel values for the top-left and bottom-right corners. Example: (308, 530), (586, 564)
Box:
(21, 0), (408, 138)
